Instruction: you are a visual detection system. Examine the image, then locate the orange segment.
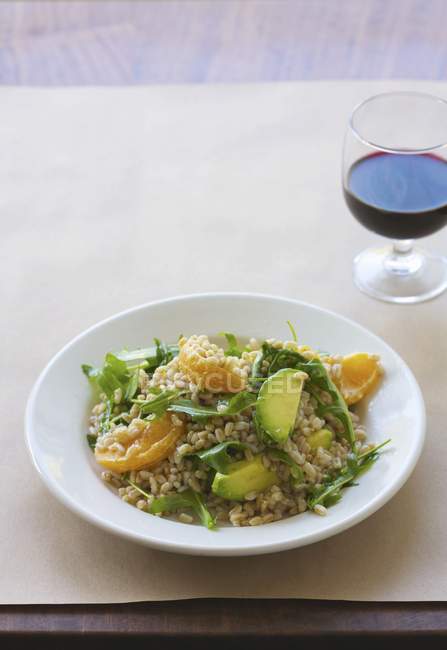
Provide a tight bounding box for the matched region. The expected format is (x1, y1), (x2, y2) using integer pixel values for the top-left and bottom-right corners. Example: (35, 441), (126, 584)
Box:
(95, 413), (184, 473)
(178, 335), (247, 393)
(338, 353), (382, 405)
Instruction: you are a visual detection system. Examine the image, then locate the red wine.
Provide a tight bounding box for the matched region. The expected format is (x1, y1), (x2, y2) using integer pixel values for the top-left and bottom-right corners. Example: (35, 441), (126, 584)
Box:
(344, 152), (447, 239)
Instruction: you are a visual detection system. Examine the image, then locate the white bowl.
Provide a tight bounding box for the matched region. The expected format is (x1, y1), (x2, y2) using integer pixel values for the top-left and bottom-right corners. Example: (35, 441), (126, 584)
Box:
(25, 293), (425, 556)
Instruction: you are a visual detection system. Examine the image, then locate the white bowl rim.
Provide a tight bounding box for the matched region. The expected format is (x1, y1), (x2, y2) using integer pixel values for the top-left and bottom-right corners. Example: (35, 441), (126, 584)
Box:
(25, 292), (426, 556)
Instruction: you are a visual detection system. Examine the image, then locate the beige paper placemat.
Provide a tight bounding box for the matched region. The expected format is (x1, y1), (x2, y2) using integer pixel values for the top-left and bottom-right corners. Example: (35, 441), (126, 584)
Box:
(1, 81), (446, 604)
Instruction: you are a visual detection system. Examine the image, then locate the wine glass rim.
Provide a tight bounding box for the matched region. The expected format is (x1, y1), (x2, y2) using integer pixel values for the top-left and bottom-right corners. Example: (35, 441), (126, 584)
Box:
(349, 91), (447, 154)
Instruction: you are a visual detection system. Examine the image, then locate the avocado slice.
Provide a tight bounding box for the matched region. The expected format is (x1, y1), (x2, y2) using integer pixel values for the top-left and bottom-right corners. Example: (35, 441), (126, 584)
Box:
(308, 428), (334, 450)
(211, 455), (277, 501)
(256, 368), (306, 443)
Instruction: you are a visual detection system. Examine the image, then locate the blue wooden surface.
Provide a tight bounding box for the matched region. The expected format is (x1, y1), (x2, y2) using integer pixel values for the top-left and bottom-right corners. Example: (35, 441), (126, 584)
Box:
(0, 0), (446, 84)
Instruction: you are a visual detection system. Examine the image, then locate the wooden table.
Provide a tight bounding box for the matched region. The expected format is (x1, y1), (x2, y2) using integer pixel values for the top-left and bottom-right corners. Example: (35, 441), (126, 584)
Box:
(1, 1), (446, 645)
(2, 600), (447, 647)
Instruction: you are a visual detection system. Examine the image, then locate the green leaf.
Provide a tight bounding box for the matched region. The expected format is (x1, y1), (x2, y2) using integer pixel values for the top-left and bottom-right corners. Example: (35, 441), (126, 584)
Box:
(188, 491), (217, 530)
(153, 338), (170, 367)
(82, 364), (101, 383)
(286, 320), (298, 343)
(324, 491), (343, 507)
(250, 343), (308, 389)
(307, 440), (390, 509)
(219, 332), (242, 357)
(83, 339), (178, 410)
(126, 478), (216, 530)
(99, 399), (113, 435)
(126, 360), (149, 372)
(110, 413), (128, 425)
(307, 468), (356, 509)
(217, 391), (258, 415)
(86, 434), (97, 450)
(126, 478), (152, 500)
(192, 441), (248, 473)
(166, 399), (218, 420)
(98, 353), (129, 397)
(133, 389), (180, 418)
(268, 348), (308, 374)
(358, 438), (391, 461)
(269, 449), (304, 484)
(124, 371), (139, 401)
(250, 342), (277, 385)
(116, 340), (179, 372)
(82, 353), (130, 401)
(104, 352), (129, 381)
(149, 489), (216, 530)
(302, 363), (355, 449)
(175, 400), (221, 422)
(168, 391), (257, 420)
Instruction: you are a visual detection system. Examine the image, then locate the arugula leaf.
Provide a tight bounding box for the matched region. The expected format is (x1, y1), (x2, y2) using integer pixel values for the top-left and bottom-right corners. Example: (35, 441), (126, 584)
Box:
(286, 320), (298, 343)
(86, 434), (97, 450)
(126, 361), (150, 373)
(189, 492), (217, 530)
(99, 399), (113, 435)
(216, 391), (257, 414)
(250, 344), (308, 387)
(168, 391), (257, 420)
(133, 389), (180, 418)
(110, 413), (129, 425)
(82, 364), (101, 385)
(125, 479), (216, 530)
(83, 336), (179, 422)
(116, 339), (179, 372)
(125, 478), (151, 499)
(269, 449), (304, 485)
(167, 399), (217, 421)
(192, 441), (248, 473)
(101, 353), (130, 395)
(358, 438), (391, 460)
(124, 371), (140, 401)
(301, 360), (356, 449)
(104, 352), (129, 379)
(307, 440), (390, 509)
(307, 465), (356, 509)
(268, 348), (308, 374)
(219, 332), (242, 357)
(251, 342), (277, 384)
(149, 489), (216, 530)
(153, 338), (175, 369)
(82, 353), (130, 400)
(322, 491), (344, 507)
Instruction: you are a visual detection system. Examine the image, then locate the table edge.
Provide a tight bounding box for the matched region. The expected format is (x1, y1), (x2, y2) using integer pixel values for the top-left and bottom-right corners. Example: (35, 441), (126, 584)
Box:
(1, 599), (447, 637)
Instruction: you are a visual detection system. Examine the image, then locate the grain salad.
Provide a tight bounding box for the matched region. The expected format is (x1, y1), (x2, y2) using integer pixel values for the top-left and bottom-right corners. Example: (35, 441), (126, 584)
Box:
(83, 327), (388, 529)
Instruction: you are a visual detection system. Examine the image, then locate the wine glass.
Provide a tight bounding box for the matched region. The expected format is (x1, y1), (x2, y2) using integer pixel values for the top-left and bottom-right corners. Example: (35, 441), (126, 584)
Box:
(342, 91), (447, 303)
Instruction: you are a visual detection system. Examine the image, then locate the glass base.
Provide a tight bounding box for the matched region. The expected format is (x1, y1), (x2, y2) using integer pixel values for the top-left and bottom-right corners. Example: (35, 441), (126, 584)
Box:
(353, 245), (447, 304)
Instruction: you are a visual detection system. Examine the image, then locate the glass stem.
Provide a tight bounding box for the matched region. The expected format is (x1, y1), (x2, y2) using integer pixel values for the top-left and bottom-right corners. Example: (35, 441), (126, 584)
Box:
(393, 239), (413, 256)
(384, 240), (423, 276)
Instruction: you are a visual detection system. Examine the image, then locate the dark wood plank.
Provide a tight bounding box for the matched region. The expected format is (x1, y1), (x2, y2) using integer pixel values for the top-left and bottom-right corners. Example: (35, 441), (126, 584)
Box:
(0, 0), (447, 84)
(2, 599), (447, 643)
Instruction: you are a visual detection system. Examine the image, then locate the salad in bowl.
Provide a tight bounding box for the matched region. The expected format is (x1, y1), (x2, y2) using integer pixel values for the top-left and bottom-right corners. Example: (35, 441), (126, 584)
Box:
(84, 325), (388, 529)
